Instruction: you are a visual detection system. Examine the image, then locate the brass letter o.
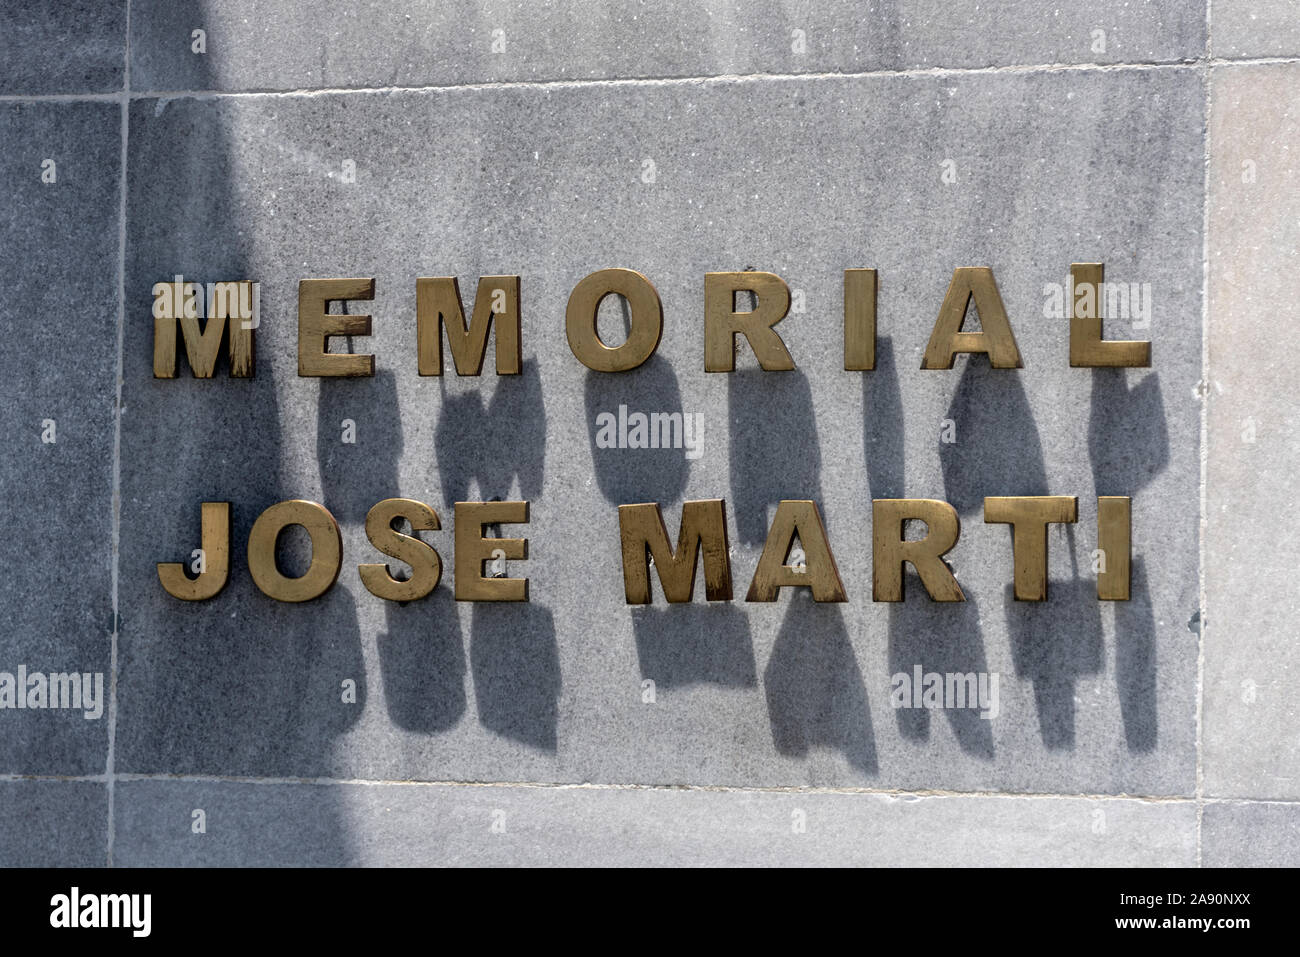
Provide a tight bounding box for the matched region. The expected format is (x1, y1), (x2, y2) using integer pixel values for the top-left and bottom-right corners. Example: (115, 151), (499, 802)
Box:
(565, 268), (663, 372)
(247, 500), (342, 602)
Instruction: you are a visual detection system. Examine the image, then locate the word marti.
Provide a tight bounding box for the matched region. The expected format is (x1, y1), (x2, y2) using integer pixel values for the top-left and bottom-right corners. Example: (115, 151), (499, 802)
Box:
(152, 263), (1149, 606)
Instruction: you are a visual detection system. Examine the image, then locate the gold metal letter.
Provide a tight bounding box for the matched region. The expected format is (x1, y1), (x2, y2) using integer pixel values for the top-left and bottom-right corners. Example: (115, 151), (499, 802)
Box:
(417, 275), (521, 376)
(746, 500), (846, 602)
(921, 267), (1023, 369)
(618, 500), (732, 604)
(872, 499), (965, 602)
(983, 495), (1078, 601)
(153, 280), (254, 378)
(247, 500), (343, 602)
(297, 278), (376, 377)
(844, 268), (877, 371)
(359, 498), (443, 602)
(1097, 495), (1132, 600)
(565, 268), (662, 372)
(704, 271), (796, 372)
(157, 501), (230, 600)
(454, 501), (529, 602)
(1069, 263), (1151, 367)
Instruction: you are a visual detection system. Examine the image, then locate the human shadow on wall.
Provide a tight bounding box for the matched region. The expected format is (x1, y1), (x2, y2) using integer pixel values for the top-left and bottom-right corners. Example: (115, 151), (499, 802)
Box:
(434, 358), (546, 505)
(155, 521), (367, 775)
(939, 357), (1054, 747)
(764, 591), (877, 775)
(470, 602), (560, 752)
(319, 371), (468, 734)
(128, 121), (373, 788)
(939, 359), (1048, 515)
(631, 602), (756, 689)
(143, 376), (369, 777)
(318, 368), (404, 523)
(1088, 368), (1168, 496)
(728, 368), (822, 546)
(887, 585), (993, 758)
(1003, 543), (1105, 750)
(1115, 558), (1156, 752)
(1089, 368), (1166, 753)
(426, 358), (556, 747)
(863, 337), (905, 500)
(121, 6), (376, 860)
(584, 353), (691, 506)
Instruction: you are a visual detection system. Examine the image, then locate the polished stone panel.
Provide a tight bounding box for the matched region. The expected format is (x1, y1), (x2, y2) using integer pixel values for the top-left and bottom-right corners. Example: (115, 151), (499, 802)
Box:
(1212, 0), (1300, 58)
(1203, 62), (1300, 801)
(0, 2), (126, 95)
(1202, 801), (1300, 866)
(129, 0), (1207, 92)
(116, 68), (1201, 796)
(0, 781), (107, 866)
(114, 780), (1196, 866)
(0, 101), (119, 775)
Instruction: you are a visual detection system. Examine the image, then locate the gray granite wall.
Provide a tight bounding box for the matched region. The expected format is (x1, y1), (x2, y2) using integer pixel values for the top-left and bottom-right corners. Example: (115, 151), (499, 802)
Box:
(1, 0), (1296, 866)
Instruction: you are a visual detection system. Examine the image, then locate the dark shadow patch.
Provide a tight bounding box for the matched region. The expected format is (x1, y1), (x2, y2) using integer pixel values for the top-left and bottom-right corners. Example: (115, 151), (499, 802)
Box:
(632, 603), (756, 689)
(764, 592), (877, 775)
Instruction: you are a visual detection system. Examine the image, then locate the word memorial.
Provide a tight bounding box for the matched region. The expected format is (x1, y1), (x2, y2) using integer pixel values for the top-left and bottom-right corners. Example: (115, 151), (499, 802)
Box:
(152, 263), (1150, 607)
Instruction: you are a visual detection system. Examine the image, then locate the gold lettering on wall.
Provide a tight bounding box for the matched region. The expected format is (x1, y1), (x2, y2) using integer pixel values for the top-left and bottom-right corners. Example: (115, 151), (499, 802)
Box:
(872, 499), (966, 602)
(247, 499), (343, 602)
(983, 495), (1079, 601)
(417, 275), (521, 376)
(704, 271), (796, 372)
(1069, 263), (1152, 367)
(746, 500), (846, 602)
(1096, 495), (1132, 600)
(157, 501), (231, 600)
(565, 268), (663, 372)
(618, 499), (732, 603)
(153, 280), (255, 378)
(359, 498), (443, 602)
(921, 267), (1023, 369)
(298, 277), (376, 377)
(843, 268), (877, 371)
(454, 501), (530, 602)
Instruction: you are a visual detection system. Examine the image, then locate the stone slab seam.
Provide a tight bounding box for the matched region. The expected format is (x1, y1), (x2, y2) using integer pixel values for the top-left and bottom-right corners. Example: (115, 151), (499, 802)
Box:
(106, 0), (132, 870)
(3, 55), (1300, 106)
(1196, 0), (1214, 871)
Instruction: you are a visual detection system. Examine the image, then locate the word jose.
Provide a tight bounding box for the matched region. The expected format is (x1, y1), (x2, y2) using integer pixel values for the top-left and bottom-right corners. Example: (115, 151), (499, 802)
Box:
(151, 262), (1150, 380)
(158, 495), (1132, 604)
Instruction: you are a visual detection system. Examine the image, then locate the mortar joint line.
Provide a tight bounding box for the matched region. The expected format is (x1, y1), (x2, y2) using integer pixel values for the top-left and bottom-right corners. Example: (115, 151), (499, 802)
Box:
(106, 0), (131, 870)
